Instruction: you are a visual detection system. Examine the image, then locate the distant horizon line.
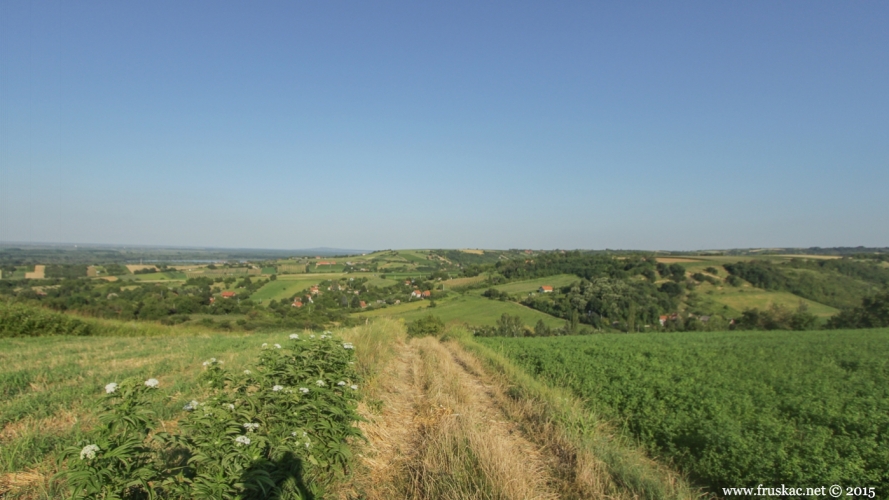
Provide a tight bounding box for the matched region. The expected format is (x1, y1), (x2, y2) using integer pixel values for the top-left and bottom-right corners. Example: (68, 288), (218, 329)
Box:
(1, 240), (887, 255)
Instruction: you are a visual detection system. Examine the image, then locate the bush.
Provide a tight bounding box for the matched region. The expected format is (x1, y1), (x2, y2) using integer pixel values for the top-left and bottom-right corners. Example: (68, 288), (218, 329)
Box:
(0, 302), (93, 337)
(59, 333), (363, 499)
(406, 314), (444, 337)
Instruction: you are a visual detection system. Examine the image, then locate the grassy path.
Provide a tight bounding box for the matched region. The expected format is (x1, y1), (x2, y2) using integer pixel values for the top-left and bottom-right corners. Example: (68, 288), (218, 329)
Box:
(346, 336), (560, 499)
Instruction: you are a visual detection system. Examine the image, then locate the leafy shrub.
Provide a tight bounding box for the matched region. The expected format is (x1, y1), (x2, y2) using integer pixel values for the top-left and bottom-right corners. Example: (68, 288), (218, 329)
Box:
(58, 332), (362, 499)
(406, 314), (444, 337)
(0, 302), (93, 337)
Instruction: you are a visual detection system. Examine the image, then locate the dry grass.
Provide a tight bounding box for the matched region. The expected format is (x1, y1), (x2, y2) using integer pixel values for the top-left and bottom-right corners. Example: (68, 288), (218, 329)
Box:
(0, 410), (88, 445)
(443, 343), (618, 499)
(24, 266), (45, 280)
(441, 275), (487, 288)
(455, 331), (701, 500)
(780, 254), (842, 260)
(460, 249), (485, 255)
(655, 258), (702, 263)
(346, 334), (563, 500)
(124, 264), (158, 273)
(409, 337), (558, 500)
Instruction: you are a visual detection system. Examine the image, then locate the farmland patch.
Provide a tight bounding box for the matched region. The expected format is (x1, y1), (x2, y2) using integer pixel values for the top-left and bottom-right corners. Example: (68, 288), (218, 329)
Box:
(480, 328), (889, 495)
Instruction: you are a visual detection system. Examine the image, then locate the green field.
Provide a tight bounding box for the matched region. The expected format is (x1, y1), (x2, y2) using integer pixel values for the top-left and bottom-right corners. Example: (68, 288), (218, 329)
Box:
(479, 328), (889, 494)
(362, 275), (396, 287)
(392, 294), (565, 328)
(352, 298), (431, 318)
(482, 274), (579, 295)
(251, 278), (320, 303)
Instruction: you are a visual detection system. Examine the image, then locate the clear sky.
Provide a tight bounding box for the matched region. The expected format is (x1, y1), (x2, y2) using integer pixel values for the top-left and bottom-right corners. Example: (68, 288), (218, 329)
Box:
(1, 1), (887, 251)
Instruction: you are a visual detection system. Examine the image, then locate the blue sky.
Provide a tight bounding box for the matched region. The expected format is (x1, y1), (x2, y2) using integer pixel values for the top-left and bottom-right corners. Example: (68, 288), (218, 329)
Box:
(1, 1), (887, 251)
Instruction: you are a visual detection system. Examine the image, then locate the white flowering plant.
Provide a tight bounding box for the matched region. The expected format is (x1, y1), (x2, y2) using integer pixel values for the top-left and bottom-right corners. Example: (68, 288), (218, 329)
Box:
(58, 377), (162, 499)
(59, 333), (363, 499)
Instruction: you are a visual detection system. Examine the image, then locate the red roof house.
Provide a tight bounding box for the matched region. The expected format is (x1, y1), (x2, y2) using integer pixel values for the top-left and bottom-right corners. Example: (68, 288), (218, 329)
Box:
(539, 286), (553, 293)
(221, 291), (236, 299)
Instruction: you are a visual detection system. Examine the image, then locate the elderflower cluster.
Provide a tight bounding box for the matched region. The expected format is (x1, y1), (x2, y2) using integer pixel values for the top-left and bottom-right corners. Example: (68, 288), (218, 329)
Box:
(105, 382), (118, 394)
(299, 387), (309, 394)
(234, 436), (251, 446)
(342, 342), (354, 350)
(315, 380), (326, 387)
(289, 333), (299, 340)
(144, 378), (159, 388)
(337, 381), (346, 386)
(272, 385), (284, 392)
(80, 444), (100, 460)
(183, 400), (200, 411)
(350, 385), (359, 391)
(274, 344), (282, 349)
(243, 423), (260, 432)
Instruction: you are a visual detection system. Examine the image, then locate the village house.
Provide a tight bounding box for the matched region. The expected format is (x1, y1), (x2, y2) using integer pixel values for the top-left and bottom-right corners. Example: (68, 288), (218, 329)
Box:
(410, 290), (424, 299)
(539, 286), (553, 293)
(422, 290), (431, 298)
(292, 300), (303, 308)
(221, 291), (236, 299)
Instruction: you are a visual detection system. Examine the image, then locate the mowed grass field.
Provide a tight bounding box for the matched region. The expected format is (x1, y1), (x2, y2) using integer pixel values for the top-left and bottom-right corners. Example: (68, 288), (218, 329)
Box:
(251, 278), (320, 303)
(481, 274), (579, 295)
(394, 294), (565, 328)
(0, 331), (295, 490)
(354, 299), (431, 318)
(479, 327), (889, 495)
(694, 282), (839, 317)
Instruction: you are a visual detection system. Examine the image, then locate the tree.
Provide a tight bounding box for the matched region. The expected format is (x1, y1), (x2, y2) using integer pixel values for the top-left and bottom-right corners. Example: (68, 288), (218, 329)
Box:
(534, 319), (551, 337)
(496, 314), (527, 337)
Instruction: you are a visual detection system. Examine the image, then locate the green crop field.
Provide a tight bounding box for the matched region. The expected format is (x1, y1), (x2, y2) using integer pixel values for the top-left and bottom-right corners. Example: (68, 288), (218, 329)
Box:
(479, 328), (889, 495)
(251, 278), (320, 303)
(0, 332), (289, 478)
(481, 274), (579, 295)
(393, 294), (565, 328)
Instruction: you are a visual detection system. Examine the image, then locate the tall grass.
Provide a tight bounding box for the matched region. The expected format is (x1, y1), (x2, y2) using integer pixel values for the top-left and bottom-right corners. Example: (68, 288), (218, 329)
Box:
(340, 317), (407, 383)
(449, 328), (700, 500)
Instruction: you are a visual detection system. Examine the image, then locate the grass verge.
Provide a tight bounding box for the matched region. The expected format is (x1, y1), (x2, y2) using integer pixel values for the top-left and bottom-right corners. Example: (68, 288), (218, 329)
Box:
(448, 328), (701, 500)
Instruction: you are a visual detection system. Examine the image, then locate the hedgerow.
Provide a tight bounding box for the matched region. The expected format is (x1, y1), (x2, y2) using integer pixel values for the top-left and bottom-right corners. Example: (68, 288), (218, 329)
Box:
(0, 302), (93, 337)
(58, 332), (362, 499)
